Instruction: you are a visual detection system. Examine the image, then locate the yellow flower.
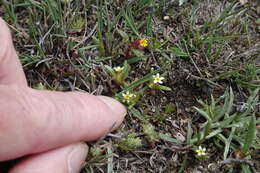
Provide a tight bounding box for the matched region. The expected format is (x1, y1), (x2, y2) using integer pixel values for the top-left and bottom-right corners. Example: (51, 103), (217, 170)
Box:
(122, 91), (136, 103)
(196, 146), (206, 156)
(139, 39), (149, 47)
(152, 73), (165, 84)
(113, 66), (124, 72)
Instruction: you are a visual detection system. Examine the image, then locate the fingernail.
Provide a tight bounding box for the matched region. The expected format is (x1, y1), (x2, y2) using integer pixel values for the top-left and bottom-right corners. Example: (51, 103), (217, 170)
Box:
(67, 143), (88, 173)
(97, 96), (127, 128)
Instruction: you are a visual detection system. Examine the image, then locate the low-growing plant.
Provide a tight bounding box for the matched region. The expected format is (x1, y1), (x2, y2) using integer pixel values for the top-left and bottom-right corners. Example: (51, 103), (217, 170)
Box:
(188, 88), (259, 171)
(142, 123), (159, 142)
(218, 64), (260, 89)
(105, 55), (171, 108)
(105, 61), (130, 86)
(118, 132), (142, 151)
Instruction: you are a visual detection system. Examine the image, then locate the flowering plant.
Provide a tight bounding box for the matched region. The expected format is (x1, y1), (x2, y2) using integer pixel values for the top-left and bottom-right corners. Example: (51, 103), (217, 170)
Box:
(105, 61), (130, 85)
(148, 73), (171, 91)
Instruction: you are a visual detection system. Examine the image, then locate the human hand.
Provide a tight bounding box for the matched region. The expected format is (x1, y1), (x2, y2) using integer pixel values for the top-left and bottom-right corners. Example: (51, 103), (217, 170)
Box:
(0, 18), (126, 173)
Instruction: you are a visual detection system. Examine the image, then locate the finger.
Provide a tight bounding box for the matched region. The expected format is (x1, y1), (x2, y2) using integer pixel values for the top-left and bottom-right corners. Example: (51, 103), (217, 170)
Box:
(9, 143), (88, 173)
(0, 85), (126, 161)
(0, 18), (27, 85)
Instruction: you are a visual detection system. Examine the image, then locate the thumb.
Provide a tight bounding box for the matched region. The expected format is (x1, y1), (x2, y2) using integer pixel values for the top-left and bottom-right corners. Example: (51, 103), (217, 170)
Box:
(9, 143), (88, 173)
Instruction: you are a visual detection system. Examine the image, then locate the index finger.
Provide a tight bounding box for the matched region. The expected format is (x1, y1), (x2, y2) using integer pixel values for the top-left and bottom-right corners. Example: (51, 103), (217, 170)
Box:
(0, 18), (27, 85)
(0, 85), (126, 161)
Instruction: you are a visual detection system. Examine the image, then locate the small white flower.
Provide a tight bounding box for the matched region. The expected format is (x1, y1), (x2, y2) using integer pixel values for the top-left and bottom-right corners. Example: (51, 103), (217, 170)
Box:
(122, 91), (136, 103)
(113, 66), (124, 72)
(195, 146), (206, 156)
(152, 73), (165, 84)
(163, 16), (170, 20)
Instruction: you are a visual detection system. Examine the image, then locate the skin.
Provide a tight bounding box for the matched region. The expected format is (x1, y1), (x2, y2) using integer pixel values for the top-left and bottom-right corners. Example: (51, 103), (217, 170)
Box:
(0, 18), (126, 173)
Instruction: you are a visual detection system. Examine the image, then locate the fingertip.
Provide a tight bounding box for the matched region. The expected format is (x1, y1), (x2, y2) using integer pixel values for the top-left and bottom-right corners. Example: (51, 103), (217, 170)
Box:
(97, 96), (126, 130)
(67, 142), (88, 173)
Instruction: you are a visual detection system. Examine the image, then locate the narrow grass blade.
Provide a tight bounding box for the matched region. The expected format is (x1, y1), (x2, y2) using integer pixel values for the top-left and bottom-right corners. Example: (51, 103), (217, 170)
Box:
(107, 146), (114, 173)
(129, 107), (147, 122)
(186, 121), (193, 144)
(123, 8), (140, 37)
(116, 69), (160, 96)
(193, 107), (212, 121)
(170, 46), (190, 57)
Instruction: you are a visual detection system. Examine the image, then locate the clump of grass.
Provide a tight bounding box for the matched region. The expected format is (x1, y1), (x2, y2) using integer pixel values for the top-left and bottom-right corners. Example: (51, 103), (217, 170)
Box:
(190, 88), (259, 171)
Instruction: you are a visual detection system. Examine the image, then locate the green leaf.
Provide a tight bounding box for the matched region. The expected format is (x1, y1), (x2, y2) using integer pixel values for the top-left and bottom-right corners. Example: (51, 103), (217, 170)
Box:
(116, 29), (129, 41)
(136, 0), (154, 10)
(170, 47), (190, 57)
(132, 49), (145, 57)
(241, 164), (251, 173)
(240, 88), (259, 118)
(241, 115), (256, 156)
(224, 127), (236, 160)
(211, 113), (237, 128)
(197, 99), (207, 107)
(193, 107), (212, 121)
(78, 45), (98, 51)
(226, 88), (234, 115)
(159, 133), (182, 144)
(129, 107), (148, 122)
(205, 129), (223, 140)
(186, 121), (193, 144)
(115, 70), (160, 96)
(217, 69), (240, 79)
(202, 121), (211, 141)
(104, 65), (116, 76)
(158, 85), (172, 91)
(122, 61), (130, 80)
(164, 104), (176, 114)
(190, 128), (222, 144)
(123, 8), (140, 37)
(214, 88), (234, 121)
